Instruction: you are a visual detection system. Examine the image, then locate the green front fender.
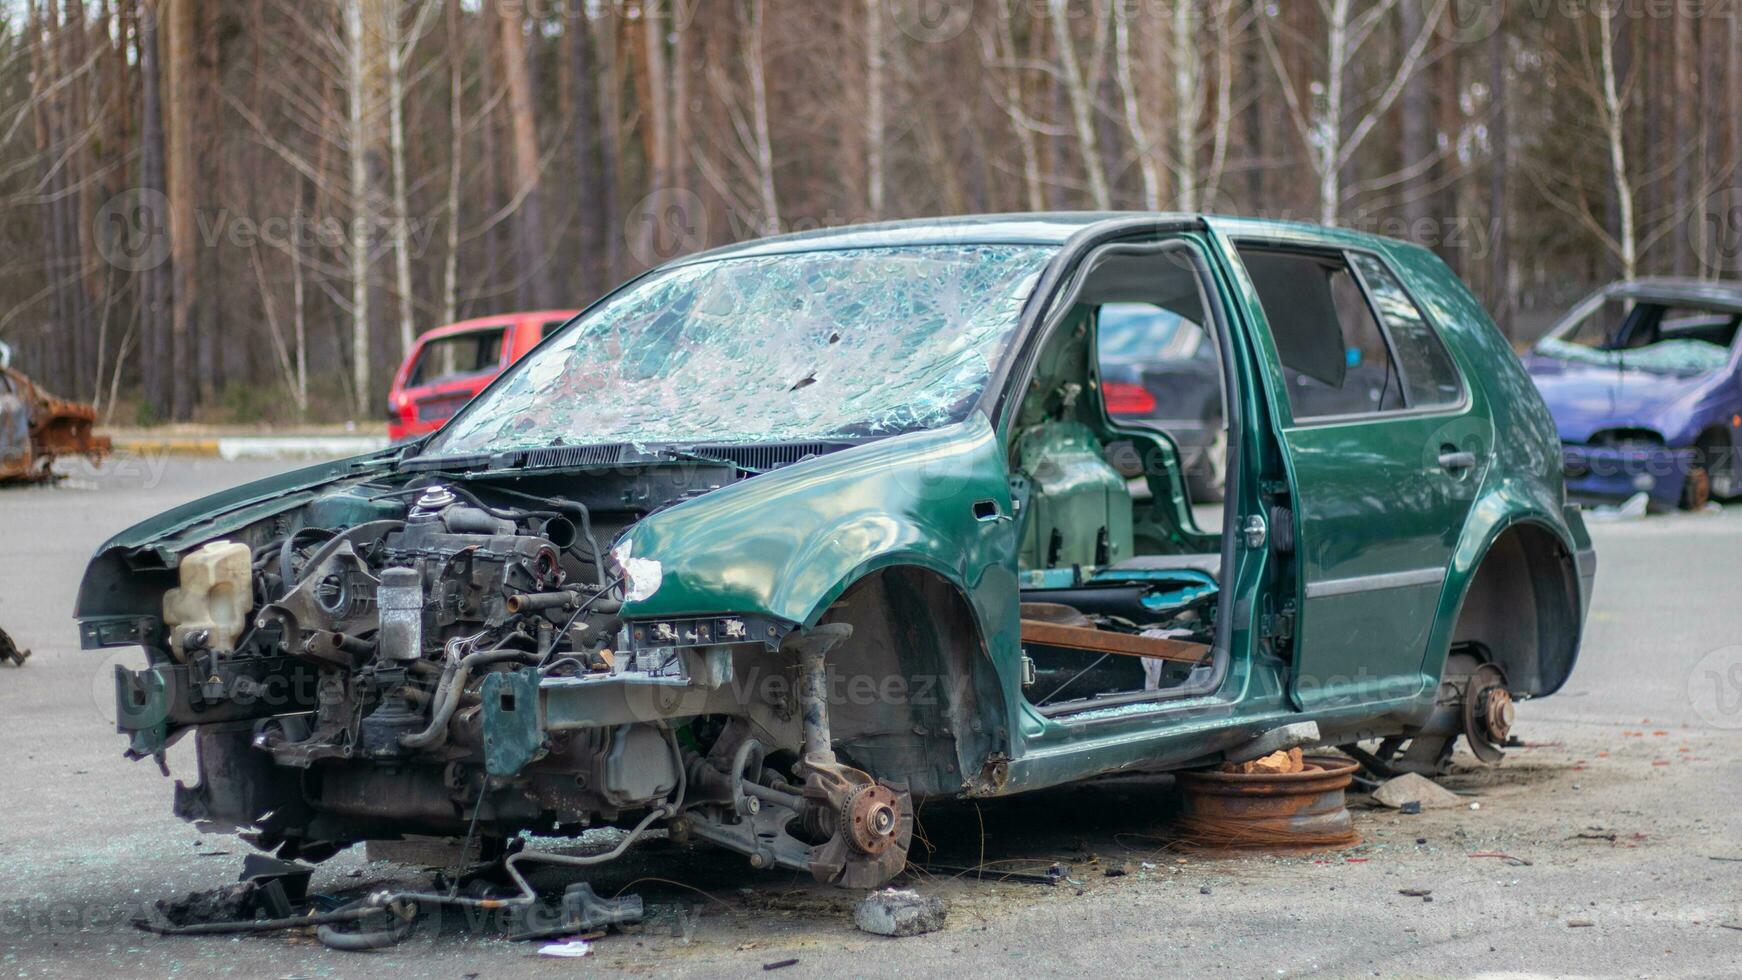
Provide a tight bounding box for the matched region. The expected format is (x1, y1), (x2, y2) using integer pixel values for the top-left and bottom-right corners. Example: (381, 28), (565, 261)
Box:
(618, 414), (1019, 630)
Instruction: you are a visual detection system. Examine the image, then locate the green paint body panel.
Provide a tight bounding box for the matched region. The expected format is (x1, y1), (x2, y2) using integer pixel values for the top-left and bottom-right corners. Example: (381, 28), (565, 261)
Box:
(77, 213), (1595, 797)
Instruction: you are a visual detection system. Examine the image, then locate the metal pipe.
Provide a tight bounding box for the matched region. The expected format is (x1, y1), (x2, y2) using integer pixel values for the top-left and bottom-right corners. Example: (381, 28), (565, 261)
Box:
(505, 590), (580, 614)
(398, 643), (537, 750)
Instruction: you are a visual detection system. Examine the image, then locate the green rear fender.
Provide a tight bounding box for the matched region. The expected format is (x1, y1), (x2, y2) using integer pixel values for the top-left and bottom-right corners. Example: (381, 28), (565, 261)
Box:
(618, 413), (1020, 630)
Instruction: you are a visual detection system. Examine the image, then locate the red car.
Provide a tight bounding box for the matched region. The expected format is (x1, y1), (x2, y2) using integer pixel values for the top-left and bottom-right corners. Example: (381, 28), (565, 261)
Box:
(387, 310), (578, 442)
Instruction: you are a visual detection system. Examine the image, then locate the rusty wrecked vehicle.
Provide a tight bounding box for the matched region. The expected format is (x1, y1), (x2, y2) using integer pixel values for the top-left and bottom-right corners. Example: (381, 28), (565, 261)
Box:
(76, 215), (1595, 888)
(1, 341), (111, 483)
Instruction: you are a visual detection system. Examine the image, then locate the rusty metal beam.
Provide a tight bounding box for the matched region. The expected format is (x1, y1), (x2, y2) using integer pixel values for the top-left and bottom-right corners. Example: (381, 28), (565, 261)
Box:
(1018, 619), (1208, 664)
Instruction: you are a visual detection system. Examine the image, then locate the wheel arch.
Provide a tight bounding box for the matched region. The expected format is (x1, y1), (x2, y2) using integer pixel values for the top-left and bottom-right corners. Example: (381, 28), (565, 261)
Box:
(807, 561), (1014, 799)
(1443, 519), (1583, 698)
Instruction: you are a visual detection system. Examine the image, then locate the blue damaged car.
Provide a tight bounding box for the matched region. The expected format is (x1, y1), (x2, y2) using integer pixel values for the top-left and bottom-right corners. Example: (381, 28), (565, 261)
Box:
(1524, 279), (1742, 511)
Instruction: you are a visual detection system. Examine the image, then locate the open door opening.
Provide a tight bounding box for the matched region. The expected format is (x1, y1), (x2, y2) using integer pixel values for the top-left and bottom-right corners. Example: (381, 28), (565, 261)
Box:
(1009, 240), (1239, 715)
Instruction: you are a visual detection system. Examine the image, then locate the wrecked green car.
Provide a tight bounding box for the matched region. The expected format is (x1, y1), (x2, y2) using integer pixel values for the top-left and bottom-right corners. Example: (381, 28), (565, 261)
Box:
(77, 215), (1595, 888)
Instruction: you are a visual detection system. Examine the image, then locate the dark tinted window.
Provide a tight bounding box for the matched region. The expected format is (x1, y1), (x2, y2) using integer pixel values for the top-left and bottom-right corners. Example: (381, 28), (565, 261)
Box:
(1348, 253), (1462, 408)
(541, 318), (571, 338)
(407, 328), (505, 387)
(1237, 248), (1402, 419)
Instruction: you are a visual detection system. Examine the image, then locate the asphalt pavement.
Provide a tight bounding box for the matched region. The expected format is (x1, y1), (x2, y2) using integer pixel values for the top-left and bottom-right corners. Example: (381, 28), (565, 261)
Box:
(1, 456), (1739, 978)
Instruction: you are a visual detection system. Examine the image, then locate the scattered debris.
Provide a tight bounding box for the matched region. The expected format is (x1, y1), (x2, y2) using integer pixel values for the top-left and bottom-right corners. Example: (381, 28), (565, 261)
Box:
(149, 882), (260, 929)
(1220, 747), (1304, 775)
(1469, 851), (1533, 866)
(1104, 861), (1131, 877)
(1584, 492), (1649, 522)
(763, 958), (800, 970)
(853, 888), (947, 938)
(559, 882), (643, 933)
(1199, 885), (1211, 895)
(1566, 919), (1595, 928)
(0, 626), (28, 667)
(1399, 888), (1432, 898)
(537, 938), (593, 958)
(1399, 801), (1422, 815)
(921, 864), (1063, 886)
(1371, 772), (1462, 810)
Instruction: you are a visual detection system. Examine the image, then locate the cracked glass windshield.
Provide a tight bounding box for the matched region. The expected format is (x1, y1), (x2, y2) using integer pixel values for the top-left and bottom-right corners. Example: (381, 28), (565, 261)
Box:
(425, 244), (1054, 455)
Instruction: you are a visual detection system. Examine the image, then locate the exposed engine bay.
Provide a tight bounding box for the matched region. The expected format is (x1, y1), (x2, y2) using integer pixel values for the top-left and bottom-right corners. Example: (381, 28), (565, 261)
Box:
(100, 465), (913, 889)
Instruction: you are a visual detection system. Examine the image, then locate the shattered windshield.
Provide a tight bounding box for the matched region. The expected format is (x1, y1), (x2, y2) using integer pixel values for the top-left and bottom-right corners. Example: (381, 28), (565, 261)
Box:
(425, 244), (1053, 455)
(1536, 297), (1738, 376)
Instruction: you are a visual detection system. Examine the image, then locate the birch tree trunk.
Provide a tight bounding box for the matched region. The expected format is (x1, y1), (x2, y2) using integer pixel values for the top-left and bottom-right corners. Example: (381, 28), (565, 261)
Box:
(442, 0), (462, 324)
(865, 0), (885, 218)
(385, 0), (415, 354)
(1597, 5), (1637, 280)
(1171, 0), (1200, 212)
(1318, 0), (1347, 225)
(1112, 0), (1158, 209)
(345, 0), (372, 414)
(745, 0), (779, 234)
(1047, 0), (1110, 209)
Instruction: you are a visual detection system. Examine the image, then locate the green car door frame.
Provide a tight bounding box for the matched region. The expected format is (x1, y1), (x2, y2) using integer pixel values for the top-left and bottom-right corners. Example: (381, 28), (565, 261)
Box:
(1210, 225), (1492, 717)
(979, 221), (1302, 786)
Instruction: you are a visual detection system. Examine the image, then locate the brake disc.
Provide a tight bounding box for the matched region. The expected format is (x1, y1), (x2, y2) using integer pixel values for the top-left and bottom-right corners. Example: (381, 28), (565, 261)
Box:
(1461, 662), (1512, 765)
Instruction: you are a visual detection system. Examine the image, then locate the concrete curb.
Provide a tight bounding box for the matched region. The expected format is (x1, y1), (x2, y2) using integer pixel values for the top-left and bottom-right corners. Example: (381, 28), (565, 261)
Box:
(113, 435), (389, 460)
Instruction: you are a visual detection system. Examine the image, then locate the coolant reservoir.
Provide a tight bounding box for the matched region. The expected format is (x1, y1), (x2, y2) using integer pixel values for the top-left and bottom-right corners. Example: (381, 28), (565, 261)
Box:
(162, 540), (253, 657)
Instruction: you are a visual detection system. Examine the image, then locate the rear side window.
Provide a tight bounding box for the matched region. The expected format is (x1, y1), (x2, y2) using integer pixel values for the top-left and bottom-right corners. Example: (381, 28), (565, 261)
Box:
(1236, 248), (1403, 420)
(1347, 253), (1462, 408)
(407, 328), (506, 387)
(541, 318), (571, 339)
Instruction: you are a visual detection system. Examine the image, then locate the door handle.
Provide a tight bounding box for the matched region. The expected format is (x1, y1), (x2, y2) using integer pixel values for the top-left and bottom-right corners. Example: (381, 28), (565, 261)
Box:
(1437, 449), (1478, 472)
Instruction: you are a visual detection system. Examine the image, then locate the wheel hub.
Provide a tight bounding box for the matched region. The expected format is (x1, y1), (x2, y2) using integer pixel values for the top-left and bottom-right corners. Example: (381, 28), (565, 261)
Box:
(843, 783), (902, 856)
(1481, 687), (1515, 743)
(1461, 662), (1512, 765)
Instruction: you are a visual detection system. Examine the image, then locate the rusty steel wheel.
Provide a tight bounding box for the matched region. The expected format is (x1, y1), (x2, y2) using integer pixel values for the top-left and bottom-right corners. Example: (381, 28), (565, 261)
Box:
(1172, 755), (1362, 853)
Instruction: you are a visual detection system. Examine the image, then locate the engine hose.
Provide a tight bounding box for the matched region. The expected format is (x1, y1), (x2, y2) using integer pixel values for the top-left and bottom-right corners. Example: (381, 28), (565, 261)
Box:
(398, 644), (539, 750)
(135, 904), (385, 937)
(276, 527), (335, 590)
(314, 897), (418, 951)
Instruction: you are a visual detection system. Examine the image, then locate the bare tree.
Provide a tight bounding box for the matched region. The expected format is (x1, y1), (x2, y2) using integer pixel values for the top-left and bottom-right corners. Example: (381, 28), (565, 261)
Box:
(384, 0), (441, 352)
(1260, 0), (1447, 225)
(499, 0), (555, 307)
(1047, 0), (1110, 209)
(865, 0), (885, 218)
